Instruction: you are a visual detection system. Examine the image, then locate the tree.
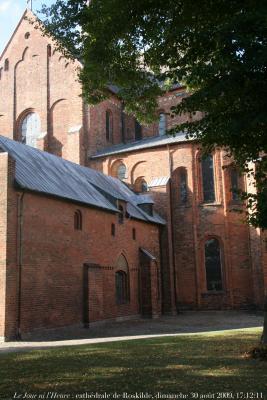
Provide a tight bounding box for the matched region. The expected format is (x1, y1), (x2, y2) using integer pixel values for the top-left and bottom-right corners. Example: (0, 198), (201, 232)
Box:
(39, 0), (267, 344)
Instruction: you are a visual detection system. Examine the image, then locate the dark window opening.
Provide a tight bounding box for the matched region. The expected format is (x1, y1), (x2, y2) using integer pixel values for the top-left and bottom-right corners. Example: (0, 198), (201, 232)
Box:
(132, 228), (136, 240)
(118, 205), (124, 224)
(139, 203), (153, 216)
(106, 110), (113, 142)
(115, 271), (129, 304)
(202, 155), (215, 203)
(74, 210), (82, 230)
(4, 59), (9, 71)
(230, 169), (240, 201)
(47, 45), (52, 57)
(135, 120), (142, 141)
(111, 223), (115, 236)
(180, 169), (187, 203)
(25, 32), (30, 39)
(205, 238), (223, 291)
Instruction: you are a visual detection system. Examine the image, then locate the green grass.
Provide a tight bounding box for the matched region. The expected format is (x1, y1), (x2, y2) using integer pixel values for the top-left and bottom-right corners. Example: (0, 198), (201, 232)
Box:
(0, 328), (266, 400)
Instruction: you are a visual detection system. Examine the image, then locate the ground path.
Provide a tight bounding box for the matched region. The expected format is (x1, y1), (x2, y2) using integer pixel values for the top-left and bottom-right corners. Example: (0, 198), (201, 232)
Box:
(0, 310), (263, 354)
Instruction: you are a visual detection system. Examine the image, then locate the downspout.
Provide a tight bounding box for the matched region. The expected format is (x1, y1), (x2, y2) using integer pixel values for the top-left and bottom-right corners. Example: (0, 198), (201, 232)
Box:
(167, 144), (178, 312)
(16, 191), (25, 339)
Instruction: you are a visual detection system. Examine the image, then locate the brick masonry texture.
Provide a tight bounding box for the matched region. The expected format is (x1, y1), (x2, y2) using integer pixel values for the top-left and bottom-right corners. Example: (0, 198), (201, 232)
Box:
(0, 10), (266, 338)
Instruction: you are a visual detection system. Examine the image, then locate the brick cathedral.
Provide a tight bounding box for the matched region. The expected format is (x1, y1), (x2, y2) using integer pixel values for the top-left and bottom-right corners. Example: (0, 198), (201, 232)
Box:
(0, 10), (266, 340)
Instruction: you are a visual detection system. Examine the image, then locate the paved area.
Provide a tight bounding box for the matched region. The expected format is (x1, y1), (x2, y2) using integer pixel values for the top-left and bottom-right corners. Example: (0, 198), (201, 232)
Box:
(0, 311), (263, 354)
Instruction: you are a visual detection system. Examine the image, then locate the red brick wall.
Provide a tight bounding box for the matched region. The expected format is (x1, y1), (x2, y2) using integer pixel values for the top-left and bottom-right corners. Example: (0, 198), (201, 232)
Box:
(92, 142), (259, 311)
(2, 171), (160, 338)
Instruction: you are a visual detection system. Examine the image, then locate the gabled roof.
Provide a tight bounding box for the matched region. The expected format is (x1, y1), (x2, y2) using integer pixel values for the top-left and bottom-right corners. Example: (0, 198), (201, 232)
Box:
(0, 136), (165, 225)
(91, 132), (190, 159)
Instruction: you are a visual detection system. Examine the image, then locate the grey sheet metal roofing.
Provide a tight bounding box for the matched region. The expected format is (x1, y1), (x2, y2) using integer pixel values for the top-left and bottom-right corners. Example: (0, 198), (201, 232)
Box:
(0, 135), (165, 225)
(91, 132), (189, 159)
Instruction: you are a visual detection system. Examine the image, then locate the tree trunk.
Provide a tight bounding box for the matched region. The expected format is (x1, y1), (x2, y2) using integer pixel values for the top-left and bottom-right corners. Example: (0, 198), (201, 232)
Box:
(261, 295), (267, 345)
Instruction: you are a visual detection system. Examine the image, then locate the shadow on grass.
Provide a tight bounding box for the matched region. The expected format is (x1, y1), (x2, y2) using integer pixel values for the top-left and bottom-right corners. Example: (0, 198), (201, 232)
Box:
(0, 330), (266, 398)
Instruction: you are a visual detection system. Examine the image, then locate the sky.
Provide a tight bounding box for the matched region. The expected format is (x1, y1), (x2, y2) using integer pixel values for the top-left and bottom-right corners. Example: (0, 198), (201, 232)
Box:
(0, 0), (55, 54)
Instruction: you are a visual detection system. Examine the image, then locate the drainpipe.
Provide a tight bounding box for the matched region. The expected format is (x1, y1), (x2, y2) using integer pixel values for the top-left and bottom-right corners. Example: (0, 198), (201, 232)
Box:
(167, 145), (178, 313)
(16, 191), (25, 339)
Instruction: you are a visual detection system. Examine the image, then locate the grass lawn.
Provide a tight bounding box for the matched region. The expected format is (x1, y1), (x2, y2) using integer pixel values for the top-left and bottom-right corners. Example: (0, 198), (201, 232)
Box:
(0, 328), (266, 400)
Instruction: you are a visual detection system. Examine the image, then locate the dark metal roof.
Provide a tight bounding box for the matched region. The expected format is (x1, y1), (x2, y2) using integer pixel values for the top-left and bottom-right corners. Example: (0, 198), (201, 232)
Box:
(0, 136), (165, 225)
(91, 132), (189, 159)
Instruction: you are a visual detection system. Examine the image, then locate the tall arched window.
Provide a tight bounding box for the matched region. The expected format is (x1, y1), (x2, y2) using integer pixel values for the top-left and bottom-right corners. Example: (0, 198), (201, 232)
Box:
(205, 238), (223, 291)
(117, 163), (127, 180)
(201, 154), (215, 203)
(115, 254), (130, 304)
(158, 113), (166, 136)
(106, 110), (113, 142)
(180, 169), (187, 203)
(74, 210), (82, 230)
(135, 120), (142, 140)
(230, 168), (240, 201)
(20, 112), (41, 148)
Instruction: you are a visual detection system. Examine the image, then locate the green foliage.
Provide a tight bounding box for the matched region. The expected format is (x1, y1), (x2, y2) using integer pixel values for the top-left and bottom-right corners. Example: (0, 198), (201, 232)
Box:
(39, 0), (267, 228)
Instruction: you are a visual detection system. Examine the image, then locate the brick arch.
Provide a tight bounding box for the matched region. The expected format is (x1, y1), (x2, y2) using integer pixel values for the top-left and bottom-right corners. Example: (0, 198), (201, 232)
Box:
(110, 159), (128, 179)
(50, 99), (69, 157)
(131, 161), (146, 184)
(115, 253), (129, 273)
(15, 107), (39, 142)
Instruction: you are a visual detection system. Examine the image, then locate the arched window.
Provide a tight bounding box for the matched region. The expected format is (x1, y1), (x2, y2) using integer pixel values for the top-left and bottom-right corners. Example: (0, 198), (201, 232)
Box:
(118, 205), (124, 224)
(230, 168), (240, 201)
(201, 154), (215, 203)
(20, 112), (41, 148)
(115, 271), (128, 304)
(158, 113), (166, 136)
(106, 110), (113, 142)
(117, 163), (127, 180)
(74, 210), (82, 230)
(4, 59), (9, 71)
(205, 238), (223, 291)
(134, 177), (148, 193)
(180, 169), (187, 203)
(135, 120), (142, 140)
(115, 254), (130, 304)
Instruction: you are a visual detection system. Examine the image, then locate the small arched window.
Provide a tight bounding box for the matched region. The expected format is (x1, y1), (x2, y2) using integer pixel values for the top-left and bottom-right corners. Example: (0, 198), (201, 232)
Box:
(117, 163), (127, 180)
(201, 154), (215, 203)
(74, 210), (82, 230)
(205, 238), (223, 291)
(158, 113), (166, 136)
(20, 112), (41, 148)
(4, 59), (9, 71)
(230, 168), (240, 201)
(134, 177), (148, 193)
(106, 110), (113, 142)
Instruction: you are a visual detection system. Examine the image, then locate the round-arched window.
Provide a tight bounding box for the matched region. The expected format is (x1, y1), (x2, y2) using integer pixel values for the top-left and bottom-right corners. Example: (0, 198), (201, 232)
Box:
(117, 163), (127, 180)
(21, 112), (41, 148)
